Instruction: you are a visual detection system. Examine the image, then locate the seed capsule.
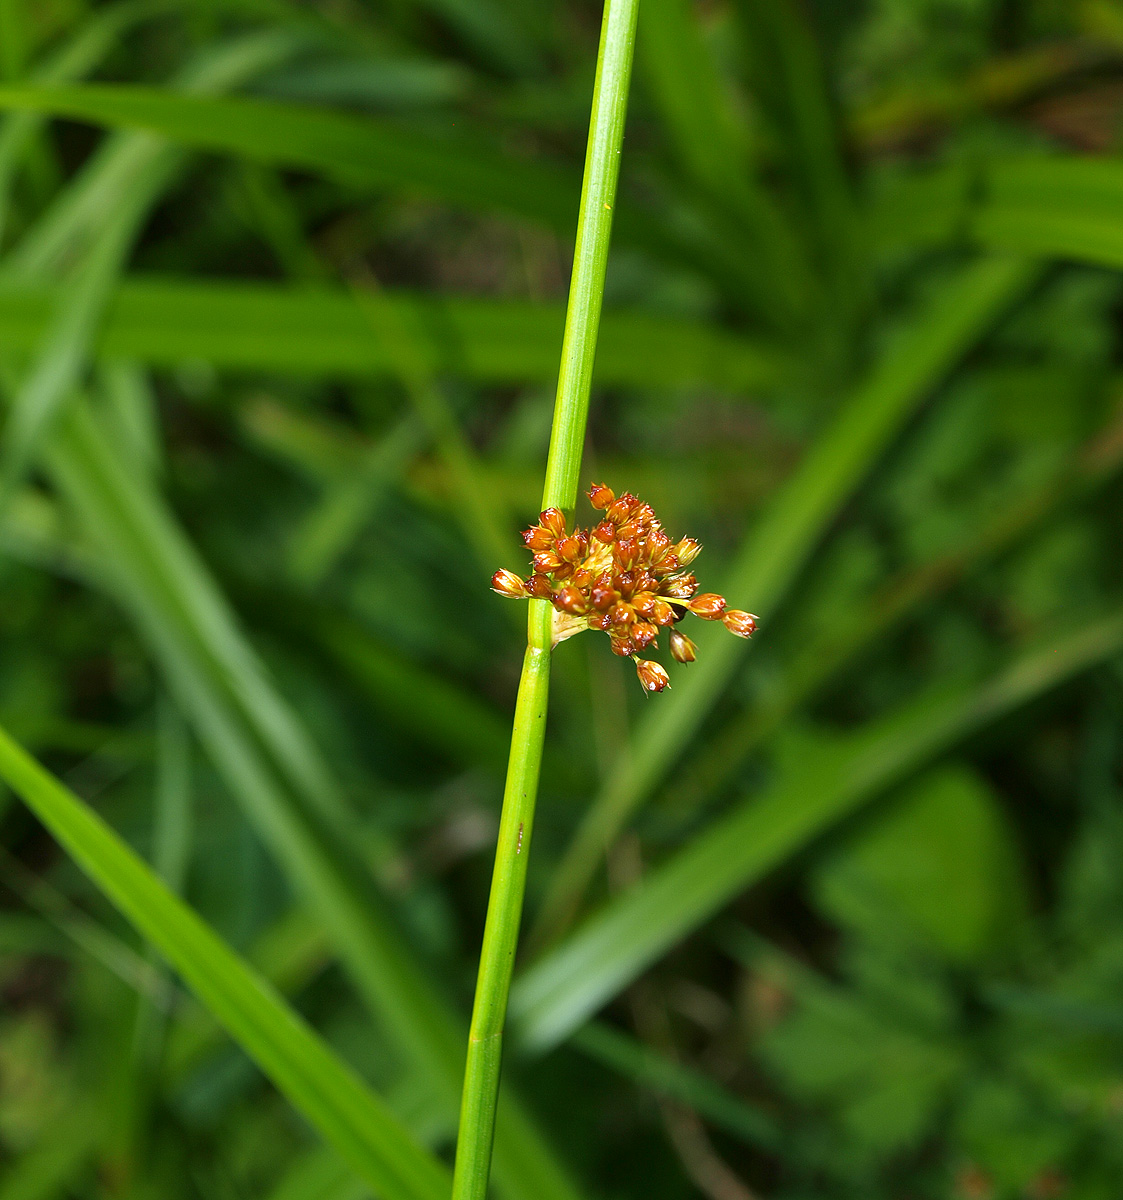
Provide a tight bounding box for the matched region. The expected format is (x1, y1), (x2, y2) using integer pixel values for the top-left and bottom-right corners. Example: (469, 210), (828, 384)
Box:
(723, 610), (758, 638)
(669, 629), (697, 663)
(588, 482), (615, 510)
(491, 569), (527, 598)
(688, 593), (727, 619)
(540, 507), (567, 537)
(635, 659), (670, 692)
(554, 585), (588, 615)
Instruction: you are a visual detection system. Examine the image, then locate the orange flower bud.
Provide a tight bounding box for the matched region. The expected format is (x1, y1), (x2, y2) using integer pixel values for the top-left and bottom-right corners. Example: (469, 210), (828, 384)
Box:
(688, 593), (726, 619)
(557, 533), (584, 562)
(669, 629), (696, 663)
(662, 574), (697, 600)
(588, 482), (615, 510)
(723, 610), (758, 638)
(632, 622), (658, 650)
(533, 549), (563, 573)
(553, 585), (588, 615)
(523, 525), (554, 551)
(491, 569), (528, 598)
(610, 635), (634, 657)
(592, 519), (616, 544)
(614, 535), (640, 569)
(608, 603), (635, 626)
(540, 507), (567, 537)
(635, 658), (670, 692)
(526, 573), (553, 598)
(674, 537), (702, 566)
(606, 494), (638, 524)
(649, 599), (676, 626)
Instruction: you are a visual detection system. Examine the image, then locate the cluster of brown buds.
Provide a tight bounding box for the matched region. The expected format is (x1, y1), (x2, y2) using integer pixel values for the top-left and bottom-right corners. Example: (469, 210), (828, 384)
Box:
(491, 483), (757, 692)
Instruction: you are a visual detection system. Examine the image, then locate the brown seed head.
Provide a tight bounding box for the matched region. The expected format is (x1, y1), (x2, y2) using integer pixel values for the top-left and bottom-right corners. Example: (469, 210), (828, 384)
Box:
(494, 484), (756, 690)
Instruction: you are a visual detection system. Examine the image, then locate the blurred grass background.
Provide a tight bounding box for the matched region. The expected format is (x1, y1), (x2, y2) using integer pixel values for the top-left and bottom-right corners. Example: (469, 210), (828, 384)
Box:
(1, 0), (1123, 1198)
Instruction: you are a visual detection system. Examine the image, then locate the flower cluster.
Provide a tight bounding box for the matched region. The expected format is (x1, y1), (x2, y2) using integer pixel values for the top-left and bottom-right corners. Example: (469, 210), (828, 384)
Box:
(491, 483), (757, 692)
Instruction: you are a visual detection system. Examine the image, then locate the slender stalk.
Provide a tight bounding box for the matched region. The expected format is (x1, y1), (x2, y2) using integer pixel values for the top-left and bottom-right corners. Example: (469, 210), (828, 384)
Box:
(451, 1), (640, 1196)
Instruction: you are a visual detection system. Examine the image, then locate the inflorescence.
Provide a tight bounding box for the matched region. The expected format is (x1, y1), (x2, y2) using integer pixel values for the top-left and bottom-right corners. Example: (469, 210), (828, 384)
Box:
(491, 483), (757, 692)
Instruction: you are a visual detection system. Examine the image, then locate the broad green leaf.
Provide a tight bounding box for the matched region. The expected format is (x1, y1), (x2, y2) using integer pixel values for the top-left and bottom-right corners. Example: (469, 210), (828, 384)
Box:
(0, 722), (450, 1200)
(0, 276), (785, 390)
(512, 610), (1123, 1050)
(534, 255), (1036, 944)
(813, 766), (1029, 964)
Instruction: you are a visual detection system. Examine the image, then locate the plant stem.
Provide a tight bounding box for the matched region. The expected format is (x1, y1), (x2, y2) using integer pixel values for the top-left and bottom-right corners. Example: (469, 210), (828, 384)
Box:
(450, 0), (640, 1195)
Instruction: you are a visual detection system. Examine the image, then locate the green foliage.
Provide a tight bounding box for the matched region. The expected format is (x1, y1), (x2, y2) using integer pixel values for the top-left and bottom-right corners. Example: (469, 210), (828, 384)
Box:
(0, 1), (1122, 1198)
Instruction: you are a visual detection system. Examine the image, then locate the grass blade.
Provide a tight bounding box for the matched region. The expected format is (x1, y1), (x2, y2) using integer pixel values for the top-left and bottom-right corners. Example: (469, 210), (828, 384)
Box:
(0, 723), (450, 1200)
(0, 83), (578, 229)
(513, 611), (1123, 1050)
(533, 254), (1036, 944)
(39, 395), (583, 1200)
(0, 276), (784, 390)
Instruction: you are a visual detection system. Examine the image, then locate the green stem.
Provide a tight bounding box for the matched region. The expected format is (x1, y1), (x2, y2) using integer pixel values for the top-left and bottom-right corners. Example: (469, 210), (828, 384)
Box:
(450, 0), (640, 1195)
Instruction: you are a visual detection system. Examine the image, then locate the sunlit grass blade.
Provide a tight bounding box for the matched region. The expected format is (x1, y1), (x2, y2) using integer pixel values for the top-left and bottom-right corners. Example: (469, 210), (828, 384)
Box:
(533, 254), (1036, 945)
(0, 276), (784, 390)
(453, 0), (639, 1191)
(0, 722), (450, 1200)
(513, 610), (1123, 1050)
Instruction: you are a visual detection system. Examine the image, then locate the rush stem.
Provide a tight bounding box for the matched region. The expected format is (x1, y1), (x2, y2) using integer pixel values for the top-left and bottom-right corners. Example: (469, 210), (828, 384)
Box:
(450, 0), (640, 1195)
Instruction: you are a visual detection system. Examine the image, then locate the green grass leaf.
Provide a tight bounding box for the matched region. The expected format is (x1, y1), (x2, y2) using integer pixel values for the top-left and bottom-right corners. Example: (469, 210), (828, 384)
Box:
(533, 254), (1036, 944)
(0, 722), (450, 1200)
(0, 276), (784, 390)
(513, 611), (1123, 1051)
(0, 83), (578, 227)
(41, 396), (582, 1200)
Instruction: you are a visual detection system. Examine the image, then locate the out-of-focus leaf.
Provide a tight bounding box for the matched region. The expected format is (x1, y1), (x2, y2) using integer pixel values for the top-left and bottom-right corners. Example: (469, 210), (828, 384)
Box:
(41, 398), (582, 1200)
(814, 766), (1029, 964)
(0, 277), (785, 390)
(0, 722), (450, 1200)
(0, 84), (578, 227)
(513, 611), (1123, 1050)
(534, 255), (1035, 944)
(873, 156), (1123, 270)
(572, 1022), (781, 1149)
